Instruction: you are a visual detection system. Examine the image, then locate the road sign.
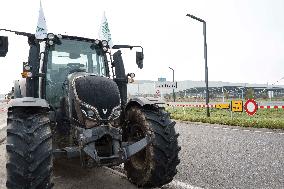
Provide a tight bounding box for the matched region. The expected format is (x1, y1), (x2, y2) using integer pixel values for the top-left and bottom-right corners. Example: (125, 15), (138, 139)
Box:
(156, 90), (161, 97)
(156, 81), (177, 89)
(216, 103), (230, 109)
(158, 77), (166, 82)
(231, 100), (243, 112)
(244, 99), (258, 116)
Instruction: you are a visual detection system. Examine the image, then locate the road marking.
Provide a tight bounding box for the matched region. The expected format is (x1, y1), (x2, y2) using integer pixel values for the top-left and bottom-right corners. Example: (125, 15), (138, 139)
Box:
(195, 123), (284, 136)
(105, 166), (203, 189)
(167, 180), (203, 189)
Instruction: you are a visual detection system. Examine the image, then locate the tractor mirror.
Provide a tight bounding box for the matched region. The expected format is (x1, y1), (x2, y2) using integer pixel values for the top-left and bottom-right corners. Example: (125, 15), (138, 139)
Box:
(136, 51), (143, 69)
(0, 36), (8, 57)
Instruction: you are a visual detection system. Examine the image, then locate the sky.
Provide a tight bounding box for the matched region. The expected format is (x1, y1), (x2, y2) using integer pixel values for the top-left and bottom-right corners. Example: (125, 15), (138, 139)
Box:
(0, 0), (284, 93)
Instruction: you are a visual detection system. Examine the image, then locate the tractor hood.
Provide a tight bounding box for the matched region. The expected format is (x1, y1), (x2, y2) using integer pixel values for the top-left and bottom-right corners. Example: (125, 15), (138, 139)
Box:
(68, 72), (121, 126)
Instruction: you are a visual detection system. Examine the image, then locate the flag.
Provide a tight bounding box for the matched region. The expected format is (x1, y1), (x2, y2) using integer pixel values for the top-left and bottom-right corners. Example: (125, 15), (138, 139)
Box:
(99, 12), (113, 48)
(35, 1), (48, 39)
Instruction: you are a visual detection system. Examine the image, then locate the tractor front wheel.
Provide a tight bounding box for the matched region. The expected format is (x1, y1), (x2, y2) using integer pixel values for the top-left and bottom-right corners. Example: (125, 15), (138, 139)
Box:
(6, 107), (53, 189)
(124, 106), (180, 187)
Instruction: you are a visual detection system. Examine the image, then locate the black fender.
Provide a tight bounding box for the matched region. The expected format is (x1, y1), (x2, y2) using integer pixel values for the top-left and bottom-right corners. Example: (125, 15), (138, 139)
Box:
(125, 97), (166, 111)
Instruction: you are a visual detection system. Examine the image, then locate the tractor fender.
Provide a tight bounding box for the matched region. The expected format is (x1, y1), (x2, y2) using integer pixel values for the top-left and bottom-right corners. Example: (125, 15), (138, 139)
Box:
(8, 97), (49, 108)
(125, 97), (166, 111)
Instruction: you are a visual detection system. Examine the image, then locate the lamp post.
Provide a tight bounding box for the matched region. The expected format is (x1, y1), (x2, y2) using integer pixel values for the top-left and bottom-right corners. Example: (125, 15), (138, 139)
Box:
(186, 13), (210, 117)
(169, 67), (175, 102)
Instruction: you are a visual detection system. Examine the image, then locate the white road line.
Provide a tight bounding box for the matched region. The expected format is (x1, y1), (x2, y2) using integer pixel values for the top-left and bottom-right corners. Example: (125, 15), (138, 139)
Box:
(106, 166), (203, 189)
(167, 180), (203, 189)
(202, 124), (284, 136)
(254, 130), (262, 133)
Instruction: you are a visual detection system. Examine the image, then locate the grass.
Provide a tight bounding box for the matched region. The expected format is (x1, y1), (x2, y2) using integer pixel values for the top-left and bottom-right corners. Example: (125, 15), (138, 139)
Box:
(166, 107), (284, 130)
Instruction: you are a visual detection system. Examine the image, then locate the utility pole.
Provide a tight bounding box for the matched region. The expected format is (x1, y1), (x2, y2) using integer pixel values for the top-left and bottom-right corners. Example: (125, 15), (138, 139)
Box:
(186, 13), (210, 117)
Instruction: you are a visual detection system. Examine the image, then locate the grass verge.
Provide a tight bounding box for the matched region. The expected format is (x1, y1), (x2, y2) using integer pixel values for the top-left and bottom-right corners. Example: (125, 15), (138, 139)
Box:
(167, 107), (284, 130)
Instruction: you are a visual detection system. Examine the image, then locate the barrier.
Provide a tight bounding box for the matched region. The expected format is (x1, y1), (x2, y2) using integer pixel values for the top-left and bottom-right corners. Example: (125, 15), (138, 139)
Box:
(168, 104), (284, 109)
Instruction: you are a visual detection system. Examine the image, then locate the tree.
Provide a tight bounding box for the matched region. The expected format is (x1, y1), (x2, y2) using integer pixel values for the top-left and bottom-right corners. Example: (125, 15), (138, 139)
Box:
(245, 88), (254, 99)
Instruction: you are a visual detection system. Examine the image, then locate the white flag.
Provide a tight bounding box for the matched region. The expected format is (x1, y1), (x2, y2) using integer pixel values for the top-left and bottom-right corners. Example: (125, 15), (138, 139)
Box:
(99, 12), (113, 48)
(35, 1), (48, 39)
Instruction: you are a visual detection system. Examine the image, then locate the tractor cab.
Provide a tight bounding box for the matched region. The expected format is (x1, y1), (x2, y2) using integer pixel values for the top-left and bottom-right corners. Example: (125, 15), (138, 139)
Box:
(44, 35), (110, 107)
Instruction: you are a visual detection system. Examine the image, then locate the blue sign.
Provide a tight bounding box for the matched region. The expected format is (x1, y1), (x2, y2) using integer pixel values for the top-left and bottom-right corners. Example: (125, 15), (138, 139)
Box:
(158, 78), (166, 82)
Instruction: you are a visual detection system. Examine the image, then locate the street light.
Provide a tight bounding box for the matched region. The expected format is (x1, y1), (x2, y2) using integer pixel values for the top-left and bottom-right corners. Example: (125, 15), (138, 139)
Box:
(186, 13), (210, 117)
(169, 67), (176, 102)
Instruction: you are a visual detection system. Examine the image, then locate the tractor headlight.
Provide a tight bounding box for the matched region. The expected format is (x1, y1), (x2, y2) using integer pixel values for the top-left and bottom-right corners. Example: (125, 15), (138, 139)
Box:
(103, 47), (108, 52)
(24, 65), (31, 71)
(102, 40), (108, 47)
(48, 40), (54, 45)
(95, 39), (100, 44)
(111, 106), (121, 120)
(87, 110), (94, 117)
(47, 33), (55, 40)
(81, 103), (99, 120)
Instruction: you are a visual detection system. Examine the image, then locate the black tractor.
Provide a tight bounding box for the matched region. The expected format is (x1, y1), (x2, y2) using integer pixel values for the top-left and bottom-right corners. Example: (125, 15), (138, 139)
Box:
(0, 29), (180, 188)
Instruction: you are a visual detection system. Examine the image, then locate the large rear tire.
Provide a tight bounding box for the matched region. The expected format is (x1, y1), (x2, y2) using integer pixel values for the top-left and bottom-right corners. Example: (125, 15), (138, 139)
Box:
(6, 107), (53, 189)
(124, 106), (180, 187)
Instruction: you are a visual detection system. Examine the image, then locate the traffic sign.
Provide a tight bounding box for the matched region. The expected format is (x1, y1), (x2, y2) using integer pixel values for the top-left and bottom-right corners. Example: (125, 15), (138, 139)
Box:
(231, 100), (243, 112)
(156, 90), (161, 97)
(244, 99), (258, 116)
(216, 103), (230, 109)
(158, 78), (166, 82)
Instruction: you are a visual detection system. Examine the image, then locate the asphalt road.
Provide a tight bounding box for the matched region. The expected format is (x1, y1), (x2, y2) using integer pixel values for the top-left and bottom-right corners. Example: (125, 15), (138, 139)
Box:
(0, 102), (283, 188)
(175, 122), (284, 189)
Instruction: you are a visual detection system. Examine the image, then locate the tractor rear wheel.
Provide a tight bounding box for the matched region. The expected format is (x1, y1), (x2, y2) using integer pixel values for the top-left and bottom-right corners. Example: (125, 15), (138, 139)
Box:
(124, 106), (180, 187)
(6, 107), (53, 189)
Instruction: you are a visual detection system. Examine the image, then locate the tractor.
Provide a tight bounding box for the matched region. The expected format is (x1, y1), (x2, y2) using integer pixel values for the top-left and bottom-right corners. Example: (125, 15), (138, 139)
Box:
(0, 29), (180, 188)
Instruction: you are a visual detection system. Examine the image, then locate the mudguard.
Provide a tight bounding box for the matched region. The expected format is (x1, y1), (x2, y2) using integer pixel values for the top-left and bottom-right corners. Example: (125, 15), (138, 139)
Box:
(125, 97), (166, 111)
(8, 97), (49, 108)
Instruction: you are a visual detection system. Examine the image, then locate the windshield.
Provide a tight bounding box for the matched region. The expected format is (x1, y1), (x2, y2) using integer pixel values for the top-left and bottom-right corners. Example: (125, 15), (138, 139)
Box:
(46, 38), (107, 107)
(47, 39), (106, 77)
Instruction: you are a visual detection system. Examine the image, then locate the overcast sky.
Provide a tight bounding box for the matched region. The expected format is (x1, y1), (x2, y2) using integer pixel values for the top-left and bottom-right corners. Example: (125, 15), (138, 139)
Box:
(0, 0), (284, 93)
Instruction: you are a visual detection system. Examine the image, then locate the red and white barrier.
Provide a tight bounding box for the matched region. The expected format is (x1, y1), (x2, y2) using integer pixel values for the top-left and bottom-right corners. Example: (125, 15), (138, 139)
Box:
(169, 104), (284, 109)
(168, 104), (216, 108)
(258, 105), (284, 109)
